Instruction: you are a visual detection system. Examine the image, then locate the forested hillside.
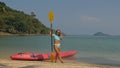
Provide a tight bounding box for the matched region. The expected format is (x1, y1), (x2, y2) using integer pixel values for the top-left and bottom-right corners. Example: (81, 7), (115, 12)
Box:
(0, 2), (49, 35)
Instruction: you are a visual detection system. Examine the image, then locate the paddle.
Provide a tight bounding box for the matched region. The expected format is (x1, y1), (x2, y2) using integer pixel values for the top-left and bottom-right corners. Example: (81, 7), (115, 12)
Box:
(48, 11), (54, 62)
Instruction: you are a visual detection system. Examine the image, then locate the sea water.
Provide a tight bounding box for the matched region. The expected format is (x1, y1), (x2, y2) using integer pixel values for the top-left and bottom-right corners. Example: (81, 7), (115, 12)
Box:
(0, 35), (120, 65)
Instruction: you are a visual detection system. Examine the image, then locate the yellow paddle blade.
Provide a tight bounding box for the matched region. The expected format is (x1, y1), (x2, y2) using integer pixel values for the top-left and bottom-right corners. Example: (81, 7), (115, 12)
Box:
(48, 11), (54, 23)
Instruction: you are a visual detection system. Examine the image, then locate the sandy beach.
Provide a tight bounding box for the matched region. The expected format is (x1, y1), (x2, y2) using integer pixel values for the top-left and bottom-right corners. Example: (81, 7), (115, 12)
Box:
(0, 59), (119, 68)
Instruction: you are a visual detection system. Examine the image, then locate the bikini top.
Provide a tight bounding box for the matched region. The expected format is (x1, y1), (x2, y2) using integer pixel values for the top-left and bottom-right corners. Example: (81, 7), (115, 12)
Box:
(53, 34), (60, 41)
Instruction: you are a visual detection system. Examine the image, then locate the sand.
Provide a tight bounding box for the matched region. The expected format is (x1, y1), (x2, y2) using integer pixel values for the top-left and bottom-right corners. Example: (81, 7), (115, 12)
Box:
(0, 59), (119, 68)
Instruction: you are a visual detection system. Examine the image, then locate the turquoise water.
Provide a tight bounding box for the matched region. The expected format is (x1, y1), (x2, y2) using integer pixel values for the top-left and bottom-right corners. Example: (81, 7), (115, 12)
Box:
(0, 35), (120, 65)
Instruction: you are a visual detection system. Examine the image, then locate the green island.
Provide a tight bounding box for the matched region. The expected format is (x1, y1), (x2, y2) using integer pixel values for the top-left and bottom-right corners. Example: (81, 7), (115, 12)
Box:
(93, 32), (110, 36)
(0, 2), (49, 36)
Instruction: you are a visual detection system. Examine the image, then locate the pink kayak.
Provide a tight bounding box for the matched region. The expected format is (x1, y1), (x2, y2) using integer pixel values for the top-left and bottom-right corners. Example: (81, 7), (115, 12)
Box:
(10, 50), (77, 61)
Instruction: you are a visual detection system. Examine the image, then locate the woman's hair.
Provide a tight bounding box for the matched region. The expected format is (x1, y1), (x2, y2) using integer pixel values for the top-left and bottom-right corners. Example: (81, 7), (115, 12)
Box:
(55, 29), (62, 36)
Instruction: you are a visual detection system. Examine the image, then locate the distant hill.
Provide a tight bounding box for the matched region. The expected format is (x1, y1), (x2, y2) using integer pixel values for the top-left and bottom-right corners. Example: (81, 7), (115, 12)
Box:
(0, 2), (49, 35)
(93, 32), (110, 36)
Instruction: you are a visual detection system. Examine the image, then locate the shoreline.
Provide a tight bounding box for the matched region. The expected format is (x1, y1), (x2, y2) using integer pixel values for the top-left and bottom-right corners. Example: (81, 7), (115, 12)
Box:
(0, 59), (120, 68)
(0, 32), (49, 36)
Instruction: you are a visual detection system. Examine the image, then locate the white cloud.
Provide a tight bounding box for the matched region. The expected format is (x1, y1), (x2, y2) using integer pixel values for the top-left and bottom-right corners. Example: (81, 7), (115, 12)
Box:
(80, 16), (99, 23)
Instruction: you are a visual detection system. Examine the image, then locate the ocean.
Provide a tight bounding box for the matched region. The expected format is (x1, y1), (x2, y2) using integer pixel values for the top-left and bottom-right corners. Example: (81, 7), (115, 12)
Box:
(0, 35), (120, 65)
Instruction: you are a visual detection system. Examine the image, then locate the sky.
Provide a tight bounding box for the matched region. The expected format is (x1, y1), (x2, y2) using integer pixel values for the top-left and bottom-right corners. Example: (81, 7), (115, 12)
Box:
(1, 0), (120, 35)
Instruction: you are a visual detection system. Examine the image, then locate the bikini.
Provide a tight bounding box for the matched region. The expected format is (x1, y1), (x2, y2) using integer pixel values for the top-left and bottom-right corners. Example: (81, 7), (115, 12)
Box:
(53, 34), (61, 48)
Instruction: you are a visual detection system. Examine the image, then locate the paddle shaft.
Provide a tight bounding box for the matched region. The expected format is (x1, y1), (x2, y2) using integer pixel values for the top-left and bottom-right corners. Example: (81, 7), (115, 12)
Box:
(50, 23), (53, 52)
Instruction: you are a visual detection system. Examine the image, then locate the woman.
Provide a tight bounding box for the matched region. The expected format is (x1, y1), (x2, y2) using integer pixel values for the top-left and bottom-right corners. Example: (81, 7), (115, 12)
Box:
(50, 29), (64, 63)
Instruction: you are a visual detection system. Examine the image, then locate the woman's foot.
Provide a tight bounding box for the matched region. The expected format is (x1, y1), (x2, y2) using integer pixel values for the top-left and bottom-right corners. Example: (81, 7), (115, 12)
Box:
(55, 60), (57, 63)
(61, 60), (64, 63)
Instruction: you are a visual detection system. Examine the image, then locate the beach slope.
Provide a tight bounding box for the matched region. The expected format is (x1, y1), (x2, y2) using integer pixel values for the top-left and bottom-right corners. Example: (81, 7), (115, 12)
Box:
(0, 59), (119, 68)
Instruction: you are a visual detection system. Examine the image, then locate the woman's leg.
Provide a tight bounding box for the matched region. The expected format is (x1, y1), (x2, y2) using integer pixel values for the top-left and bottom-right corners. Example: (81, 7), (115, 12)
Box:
(57, 48), (64, 63)
(55, 53), (58, 63)
(54, 46), (58, 63)
(54, 46), (64, 63)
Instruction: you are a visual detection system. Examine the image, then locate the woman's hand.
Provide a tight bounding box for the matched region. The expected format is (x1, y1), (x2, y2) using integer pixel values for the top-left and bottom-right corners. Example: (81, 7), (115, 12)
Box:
(60, 33), (63, 40)
(49, 31), (52, 35)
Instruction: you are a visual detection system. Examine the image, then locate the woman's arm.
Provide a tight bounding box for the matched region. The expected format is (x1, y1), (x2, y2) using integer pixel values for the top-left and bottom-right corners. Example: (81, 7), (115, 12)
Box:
(49, 31), (52, 35)
(50, 30), (55, 36)
(49, 30), (53, 35)
(60, 33), (63, 40)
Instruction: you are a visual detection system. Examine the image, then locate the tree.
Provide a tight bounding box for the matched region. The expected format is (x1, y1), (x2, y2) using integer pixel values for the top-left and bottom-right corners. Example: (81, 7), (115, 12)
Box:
(31, 12), (36, 17)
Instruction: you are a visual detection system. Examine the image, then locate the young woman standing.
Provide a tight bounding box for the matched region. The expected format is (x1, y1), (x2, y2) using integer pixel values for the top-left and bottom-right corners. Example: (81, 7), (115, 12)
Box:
(50, 29), (64, 63)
